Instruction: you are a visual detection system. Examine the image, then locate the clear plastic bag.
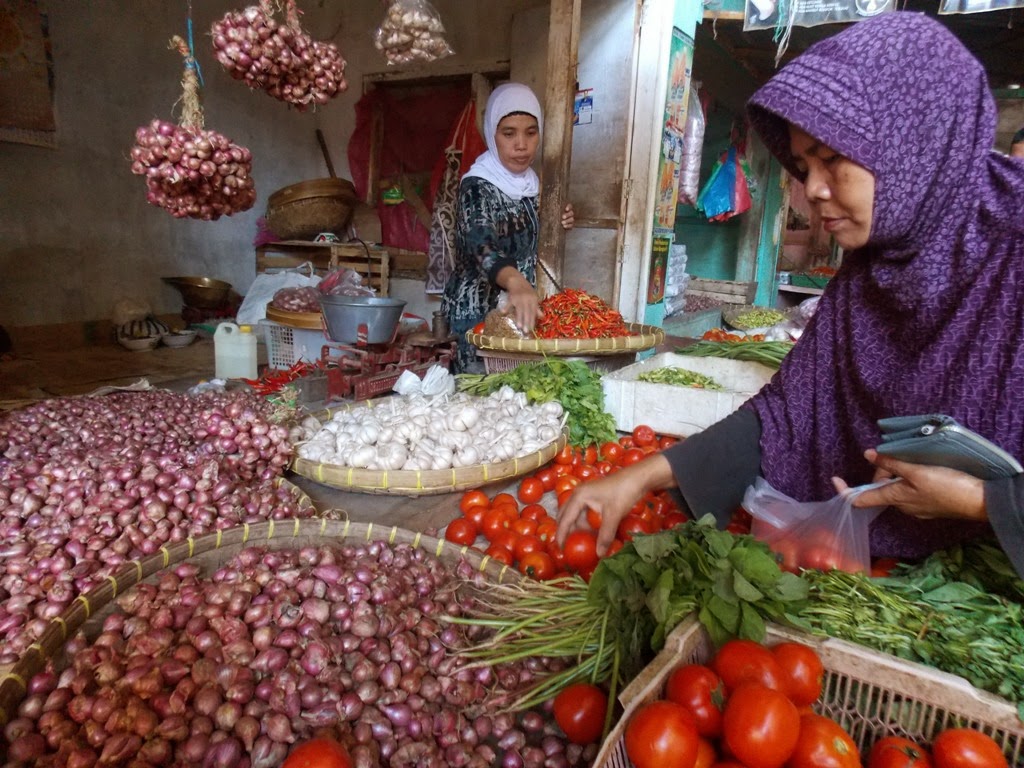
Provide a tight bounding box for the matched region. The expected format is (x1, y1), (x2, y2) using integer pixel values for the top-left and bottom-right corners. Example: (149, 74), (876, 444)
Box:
(482, 290), (527, 338)
(317, 267), (376, 297)
(742, 477), (893, 574)
(678, 86), (705, 207)
(373, 0), (454, 66)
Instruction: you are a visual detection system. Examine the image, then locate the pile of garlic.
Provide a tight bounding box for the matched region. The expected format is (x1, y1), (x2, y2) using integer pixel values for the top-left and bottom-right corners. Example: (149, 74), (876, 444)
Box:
(373, 0), (454, 65)
(293, 387), (565, 471)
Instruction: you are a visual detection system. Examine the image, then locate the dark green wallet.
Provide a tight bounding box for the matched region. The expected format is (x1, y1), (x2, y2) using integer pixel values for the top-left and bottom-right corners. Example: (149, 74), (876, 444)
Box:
(876, 414), (1023, 480)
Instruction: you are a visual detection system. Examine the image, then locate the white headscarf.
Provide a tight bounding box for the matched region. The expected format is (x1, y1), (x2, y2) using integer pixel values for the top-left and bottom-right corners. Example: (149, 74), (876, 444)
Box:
(462, 83), (542, 201)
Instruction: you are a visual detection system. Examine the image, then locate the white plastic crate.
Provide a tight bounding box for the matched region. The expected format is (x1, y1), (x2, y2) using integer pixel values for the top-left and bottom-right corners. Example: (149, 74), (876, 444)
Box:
(594, 617), (1024, 768)
(601, 352), (775, 437)
(260, 320), (330, 369)
(478, 349), (637, 375)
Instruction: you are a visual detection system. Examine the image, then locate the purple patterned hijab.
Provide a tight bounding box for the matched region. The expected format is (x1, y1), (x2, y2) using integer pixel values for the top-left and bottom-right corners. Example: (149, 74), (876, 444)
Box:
(744, 12), (1024, 558)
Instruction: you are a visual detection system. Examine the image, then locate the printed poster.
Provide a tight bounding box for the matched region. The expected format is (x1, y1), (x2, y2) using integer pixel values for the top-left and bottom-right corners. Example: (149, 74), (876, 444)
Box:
(573, 88), (593, 126)
(647, 236), (671, 304)
(744, 0), (894, 31)
(939, 0), (1024, 13)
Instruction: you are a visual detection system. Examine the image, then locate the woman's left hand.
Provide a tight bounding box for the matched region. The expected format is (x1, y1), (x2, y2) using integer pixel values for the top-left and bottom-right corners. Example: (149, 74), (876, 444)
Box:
(561, 203), (575, 230)
(832, 449), (986, 522)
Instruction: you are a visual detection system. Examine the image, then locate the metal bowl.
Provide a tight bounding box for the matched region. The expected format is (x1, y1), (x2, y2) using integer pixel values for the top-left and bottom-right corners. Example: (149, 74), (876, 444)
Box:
(319, 295), (407, 344)
(162, 276), (232, 309)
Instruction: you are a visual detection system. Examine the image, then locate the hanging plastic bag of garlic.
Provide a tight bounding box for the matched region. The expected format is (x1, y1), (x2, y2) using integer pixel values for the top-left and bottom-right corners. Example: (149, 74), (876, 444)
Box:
(211, 0), (347, 110)
(129, 36), (256, 221)
(373, 0), (455, 66)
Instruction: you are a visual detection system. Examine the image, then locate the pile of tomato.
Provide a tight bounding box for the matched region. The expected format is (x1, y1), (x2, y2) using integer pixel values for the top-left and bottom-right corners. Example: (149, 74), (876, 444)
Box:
(445, 426), (719, 581)
(622, 637), (1009, 768)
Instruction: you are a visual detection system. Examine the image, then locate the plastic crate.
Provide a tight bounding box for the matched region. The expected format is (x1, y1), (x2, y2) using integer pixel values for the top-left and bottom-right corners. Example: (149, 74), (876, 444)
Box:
(478, 350), (637, 375)
(260, 319), (330, 369)
(594, 617), (1024, 768)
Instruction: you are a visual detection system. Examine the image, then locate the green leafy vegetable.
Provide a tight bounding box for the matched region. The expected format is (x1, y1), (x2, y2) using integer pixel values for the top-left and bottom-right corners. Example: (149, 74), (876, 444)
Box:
(456, 358), (617, 447)
(676, 340), (794, 369)
(637, 367), (724, 389)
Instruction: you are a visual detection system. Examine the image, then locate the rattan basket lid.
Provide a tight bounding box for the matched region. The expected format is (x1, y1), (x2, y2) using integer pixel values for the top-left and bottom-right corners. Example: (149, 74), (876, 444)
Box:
(266, 305), (325, 330)
(467, 322), (664, 356)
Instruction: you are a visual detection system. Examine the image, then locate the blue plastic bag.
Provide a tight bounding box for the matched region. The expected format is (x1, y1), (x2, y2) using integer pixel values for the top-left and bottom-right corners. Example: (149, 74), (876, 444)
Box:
(696, 145), (738, 221)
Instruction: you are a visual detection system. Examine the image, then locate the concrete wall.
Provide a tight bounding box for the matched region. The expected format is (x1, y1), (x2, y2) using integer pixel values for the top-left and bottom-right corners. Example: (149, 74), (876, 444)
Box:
(0, 0), (546, 329)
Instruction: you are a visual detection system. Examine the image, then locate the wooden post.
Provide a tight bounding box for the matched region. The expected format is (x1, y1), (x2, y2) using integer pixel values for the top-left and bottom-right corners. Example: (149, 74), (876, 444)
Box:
(537, 0), (581, 292)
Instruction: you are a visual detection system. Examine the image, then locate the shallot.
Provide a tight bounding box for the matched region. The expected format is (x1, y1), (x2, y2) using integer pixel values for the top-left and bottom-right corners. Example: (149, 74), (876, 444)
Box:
(130, 36), (256, 220)
(211, 0), (348, 110)
(2, 543), (593, 767)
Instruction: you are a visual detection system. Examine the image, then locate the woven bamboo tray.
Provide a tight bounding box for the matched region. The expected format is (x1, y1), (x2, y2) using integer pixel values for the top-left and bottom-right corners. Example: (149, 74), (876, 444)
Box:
(290, 402), (569, 496)
(0, 518), (518, 728)
(266, 305), (324, 330)
(466, 322), (664, 356)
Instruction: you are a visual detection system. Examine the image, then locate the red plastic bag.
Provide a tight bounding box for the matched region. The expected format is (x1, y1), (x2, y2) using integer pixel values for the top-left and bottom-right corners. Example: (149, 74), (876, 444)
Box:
(742, 477), (893, 574)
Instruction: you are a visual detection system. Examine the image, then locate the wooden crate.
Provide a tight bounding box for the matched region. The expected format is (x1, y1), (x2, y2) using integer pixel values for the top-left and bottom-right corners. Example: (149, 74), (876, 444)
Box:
(686, 277), (757, 306)
(255, 241), (390, 295)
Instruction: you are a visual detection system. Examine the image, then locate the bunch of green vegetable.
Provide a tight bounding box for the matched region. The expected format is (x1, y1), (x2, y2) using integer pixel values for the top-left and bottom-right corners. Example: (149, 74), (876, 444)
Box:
(456, 358), (618, 447)
(450, 517), (808, 710)
(799, 544), (1024, 717)
(677, 340), (794, 369)
(637, 366), (723, 390)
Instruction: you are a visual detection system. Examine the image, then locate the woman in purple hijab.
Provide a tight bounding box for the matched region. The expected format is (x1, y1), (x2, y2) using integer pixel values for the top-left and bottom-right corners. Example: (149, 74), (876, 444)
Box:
(558, 12), (1024, 577)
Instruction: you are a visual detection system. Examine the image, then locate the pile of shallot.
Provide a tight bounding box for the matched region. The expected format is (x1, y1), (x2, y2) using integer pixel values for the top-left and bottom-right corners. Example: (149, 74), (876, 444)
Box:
(0, 390), (306, 661)
(374, 0), (454, 66)
(211, 0), (348, 110)
(130, 36), (256, 220)
(3, 542), (595, 768)
(271, 286), (321, 314)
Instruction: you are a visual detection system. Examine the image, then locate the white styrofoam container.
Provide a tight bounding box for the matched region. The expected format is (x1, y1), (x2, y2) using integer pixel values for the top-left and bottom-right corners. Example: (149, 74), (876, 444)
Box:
(601, 352), (775, 437)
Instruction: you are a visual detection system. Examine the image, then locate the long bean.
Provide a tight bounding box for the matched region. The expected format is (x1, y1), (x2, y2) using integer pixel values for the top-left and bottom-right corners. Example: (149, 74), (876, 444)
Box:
(676, 340), (794, 368)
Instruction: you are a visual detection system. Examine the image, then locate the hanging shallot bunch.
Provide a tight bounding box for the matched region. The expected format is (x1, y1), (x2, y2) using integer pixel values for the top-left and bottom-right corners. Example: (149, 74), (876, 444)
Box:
(211, 0), (347, 110)
(130, 36), (256, 220)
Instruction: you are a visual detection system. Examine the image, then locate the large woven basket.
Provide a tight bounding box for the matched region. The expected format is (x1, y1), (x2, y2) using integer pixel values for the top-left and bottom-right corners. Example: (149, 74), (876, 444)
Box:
(467, 322), (664, 356)
(266, 178), (358, 240)
(0, 518), (518, 728)
(291, 402), (568, 496)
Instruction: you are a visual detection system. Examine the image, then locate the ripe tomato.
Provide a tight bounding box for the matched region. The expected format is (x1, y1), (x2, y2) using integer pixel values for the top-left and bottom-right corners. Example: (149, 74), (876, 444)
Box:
(870, 557), (899, 578)
(536, 466), (559, 492)
(510, 517), (538, 537)
(557, 489), (575, 508)
(555, 475), (581, 496)
(521, 503), (549, 522)
(518, 476), (544, 504)
(617, 515), (654, 542)
(513, 534), (544, 561)
(632, 424), (657, 447)
(583, 444), (599, 465)
(459, 489), (489, 515)
(518, 550), (556, 581)
(600, 441), (624, 464)
(586, 507), (603, 531)
(659, 435), (680, 450)
(464, 503), (488, 527)
(282, 737), (353, 768)
(712, 639), (786, 693)
(694, 737), (718, 768)
(664, 664), (725, 738)
(867, 736), (933, 768)
(481, 506), (516, 541)
(606, 539), (624, 556)
(491, 492), (518, 510)
(553, 683), (607, 744)
(624, 700), (700, 768)
(786, 713), (860, 768)
(622, 447), (647, 466)
(661, 511), (689, 530)
(555, 444), (575, 465)
(771, 641), (824, 707)
(535, 519), (559, 543)
(444, 517), (477, 546)
(931, 728), (1009, 768)
(490, 529), (519, 554)
(484, 544), (514, 565)
(619, 435), (636, 449)
(563, 530), (599, 573)
(575, 464), (599, 481)
(721, 683), (800, 768)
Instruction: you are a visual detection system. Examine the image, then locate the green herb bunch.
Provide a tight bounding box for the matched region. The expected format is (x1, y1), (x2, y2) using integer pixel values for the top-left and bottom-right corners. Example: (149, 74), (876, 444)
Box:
(456, 358), (618, 447)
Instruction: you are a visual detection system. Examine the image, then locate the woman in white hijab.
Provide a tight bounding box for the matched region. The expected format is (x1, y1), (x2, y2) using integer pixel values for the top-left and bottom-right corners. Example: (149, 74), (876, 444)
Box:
(441, 82), (574, 373)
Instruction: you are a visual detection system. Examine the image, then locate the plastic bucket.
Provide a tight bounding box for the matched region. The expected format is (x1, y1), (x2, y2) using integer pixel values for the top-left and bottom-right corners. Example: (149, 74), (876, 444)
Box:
(318, 295), (407, 344)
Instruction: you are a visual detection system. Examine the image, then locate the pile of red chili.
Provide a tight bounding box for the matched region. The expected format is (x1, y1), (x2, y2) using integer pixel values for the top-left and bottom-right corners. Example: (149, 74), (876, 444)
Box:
(535, 288), (634, 339)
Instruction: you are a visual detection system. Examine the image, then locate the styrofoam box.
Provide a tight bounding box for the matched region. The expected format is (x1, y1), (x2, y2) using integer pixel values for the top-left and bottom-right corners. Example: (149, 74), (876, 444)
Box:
(601, 352), (775, 437)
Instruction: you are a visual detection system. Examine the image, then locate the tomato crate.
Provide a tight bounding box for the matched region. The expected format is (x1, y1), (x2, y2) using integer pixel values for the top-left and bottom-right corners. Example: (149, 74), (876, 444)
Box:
(594, 617), (1024, 768)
